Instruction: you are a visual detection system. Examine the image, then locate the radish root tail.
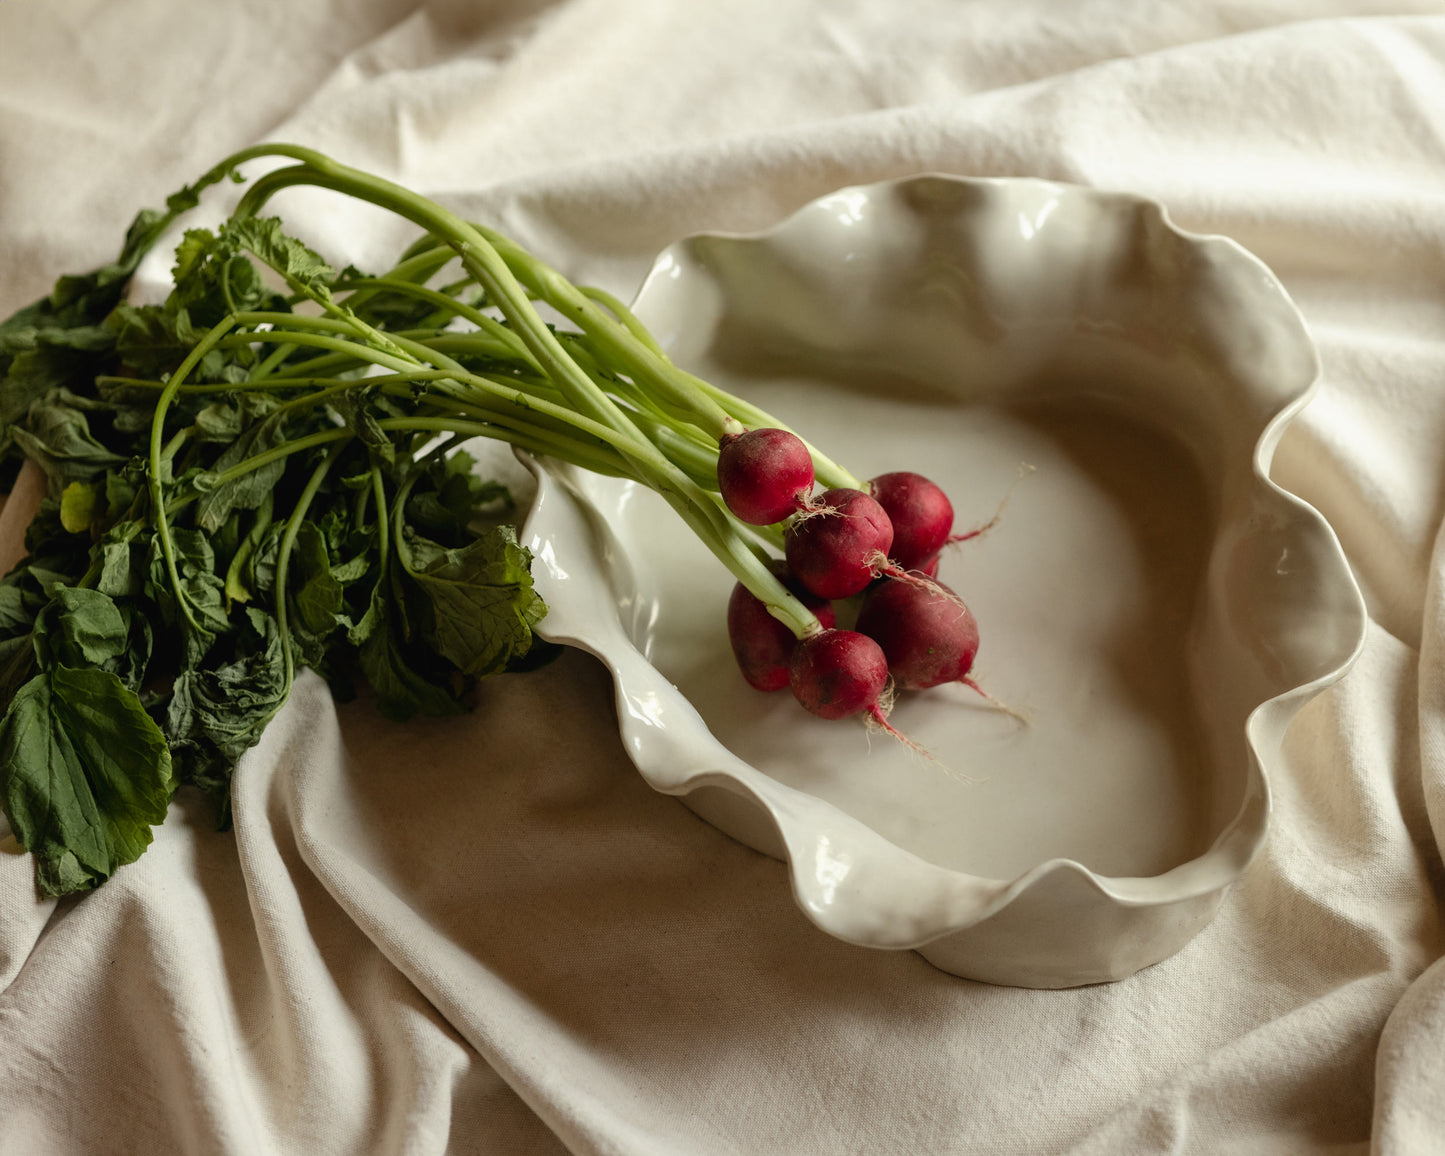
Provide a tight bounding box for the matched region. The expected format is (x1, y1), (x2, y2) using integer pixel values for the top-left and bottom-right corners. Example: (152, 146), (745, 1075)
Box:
(863, 683), (974, 781)
(865, 701), (929, 757)
(866, 551), (968, 610)
(960, 676), (1030, 726)
(946, 461), (1036, 547)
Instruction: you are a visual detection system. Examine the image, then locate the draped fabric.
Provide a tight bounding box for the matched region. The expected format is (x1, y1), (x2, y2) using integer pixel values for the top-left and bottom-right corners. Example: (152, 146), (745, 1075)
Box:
(1, 2), (1442, 1151)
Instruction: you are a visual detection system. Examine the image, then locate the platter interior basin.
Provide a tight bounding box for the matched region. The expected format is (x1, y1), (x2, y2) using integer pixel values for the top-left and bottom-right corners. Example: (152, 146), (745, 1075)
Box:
(636, 390), (1214, 883)
(524, 175), (1366, 987)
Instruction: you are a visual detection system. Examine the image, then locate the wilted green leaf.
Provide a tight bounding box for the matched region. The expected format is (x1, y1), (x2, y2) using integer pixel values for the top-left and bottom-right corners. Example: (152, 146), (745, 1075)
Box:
(32, 587), (127, 670)
(0, 667), (174, 896)
(399, 523), (544, 678)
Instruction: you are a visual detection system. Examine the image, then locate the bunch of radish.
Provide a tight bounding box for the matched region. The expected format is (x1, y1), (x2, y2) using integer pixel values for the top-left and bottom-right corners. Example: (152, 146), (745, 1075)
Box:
(0, 139), (1035, 900)
(718, 427), (1001, 740)
(5, 142), (1010, 753)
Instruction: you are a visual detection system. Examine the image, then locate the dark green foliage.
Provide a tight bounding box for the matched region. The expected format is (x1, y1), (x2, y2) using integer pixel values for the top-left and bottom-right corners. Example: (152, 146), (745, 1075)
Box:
(0, 666), (174, 896)
(0, 200), (549, 898)
(397, 524), (545, 678)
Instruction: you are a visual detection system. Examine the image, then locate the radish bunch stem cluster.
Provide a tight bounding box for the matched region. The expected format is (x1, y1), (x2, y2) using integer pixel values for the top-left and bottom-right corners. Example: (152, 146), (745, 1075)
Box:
(149, 144), (863, 649)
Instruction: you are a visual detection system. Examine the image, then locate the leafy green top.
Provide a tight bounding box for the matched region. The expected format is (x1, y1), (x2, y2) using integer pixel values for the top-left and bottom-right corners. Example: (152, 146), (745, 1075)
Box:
(0, 206), (551, 896)
(0, 143), (851, 900)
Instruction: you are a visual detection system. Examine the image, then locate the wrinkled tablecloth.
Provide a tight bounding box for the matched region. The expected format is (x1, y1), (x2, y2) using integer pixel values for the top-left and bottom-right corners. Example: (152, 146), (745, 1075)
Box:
(1, 2), (1443, 1152)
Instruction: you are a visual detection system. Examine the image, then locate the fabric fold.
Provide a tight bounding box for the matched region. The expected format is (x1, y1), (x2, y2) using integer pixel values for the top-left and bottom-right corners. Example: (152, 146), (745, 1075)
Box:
(0, 1), (1442, 1151)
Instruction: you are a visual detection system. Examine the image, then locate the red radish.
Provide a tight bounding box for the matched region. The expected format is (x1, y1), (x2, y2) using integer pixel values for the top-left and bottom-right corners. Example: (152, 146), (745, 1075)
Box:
(718, 427), (815, 525)
(867, 472), (954, 572)
(726, 576), (836, 692)
(788, 628), (891, 723)
(784, 488), (894, 599)
(855, 577), (979, 691)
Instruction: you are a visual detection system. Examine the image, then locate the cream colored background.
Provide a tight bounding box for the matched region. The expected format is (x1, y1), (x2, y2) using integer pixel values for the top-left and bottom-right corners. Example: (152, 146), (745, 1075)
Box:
(1, 1), (1443, 1152)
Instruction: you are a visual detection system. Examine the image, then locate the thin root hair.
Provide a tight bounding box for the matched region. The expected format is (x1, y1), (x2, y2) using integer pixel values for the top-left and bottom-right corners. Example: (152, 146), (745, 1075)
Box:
(960, 676), (1031, 726)
(866, 552), (968, 609)
(788, 494), (840, 526)
(947, 460), (1036, 547)
(863, 684), (974, 781)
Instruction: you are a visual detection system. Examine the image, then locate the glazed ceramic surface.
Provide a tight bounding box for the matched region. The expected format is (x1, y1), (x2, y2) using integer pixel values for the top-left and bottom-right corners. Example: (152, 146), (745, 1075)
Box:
(519, 175), (1367, 987)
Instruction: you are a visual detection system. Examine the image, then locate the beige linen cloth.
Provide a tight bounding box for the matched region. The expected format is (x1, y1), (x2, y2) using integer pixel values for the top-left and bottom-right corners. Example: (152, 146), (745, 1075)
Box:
(2, 1), (1444, 1152)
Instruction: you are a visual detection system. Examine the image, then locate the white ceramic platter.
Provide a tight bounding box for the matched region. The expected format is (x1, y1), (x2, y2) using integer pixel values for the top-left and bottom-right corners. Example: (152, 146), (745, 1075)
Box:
(519, 175), (1368, 988)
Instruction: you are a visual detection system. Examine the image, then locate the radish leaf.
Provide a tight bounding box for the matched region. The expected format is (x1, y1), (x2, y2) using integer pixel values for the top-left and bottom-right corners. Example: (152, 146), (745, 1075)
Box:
(0, 667), (173, 897)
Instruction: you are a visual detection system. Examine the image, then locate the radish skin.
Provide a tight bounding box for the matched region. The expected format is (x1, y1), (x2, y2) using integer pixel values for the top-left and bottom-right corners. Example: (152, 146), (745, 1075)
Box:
(867, 471), (954, 572)
(855, 577), (979, 691)
(784, 488), (894, 599)
(727, 578), (835, 692)
(788, 628), (891, 721)
(717, 427), (815, 525)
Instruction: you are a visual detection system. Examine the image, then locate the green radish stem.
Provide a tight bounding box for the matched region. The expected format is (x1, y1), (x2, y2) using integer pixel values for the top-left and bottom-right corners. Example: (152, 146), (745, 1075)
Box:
(274, 439), (350, 697)
(248, 341), (299, 382)
(370, 465), (389, 572)
(148, 314), (239, 633)
(376, 417), (635, 480)
(97, 374), (324, 393)
(334, 277), (536, 364)
(468, 223), (743, 441)
(471, 223), (858, 489)
(232, 161), (657, 449)
(166, 428), (354, 524)
(213, 327), (625, 461)
(579, 285), (669, 360)
(157, 144), (832, 639)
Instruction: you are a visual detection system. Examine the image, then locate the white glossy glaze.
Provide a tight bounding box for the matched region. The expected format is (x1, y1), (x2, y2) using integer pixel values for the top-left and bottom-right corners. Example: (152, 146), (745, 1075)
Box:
(519, 175), (1367, 987)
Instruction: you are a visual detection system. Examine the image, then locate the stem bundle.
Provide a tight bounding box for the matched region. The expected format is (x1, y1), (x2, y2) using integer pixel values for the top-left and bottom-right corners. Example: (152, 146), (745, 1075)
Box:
(155, 144), (853, 643)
